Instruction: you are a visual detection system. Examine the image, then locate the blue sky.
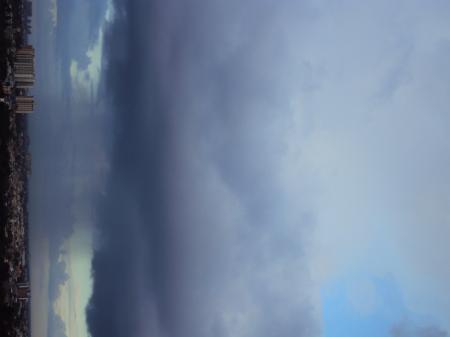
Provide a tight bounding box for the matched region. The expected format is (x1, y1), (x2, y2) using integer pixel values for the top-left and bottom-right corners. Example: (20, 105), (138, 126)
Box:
(323, 276), (404, 337)
(322, 275), (429, 337)
(323, 275), (448, 337)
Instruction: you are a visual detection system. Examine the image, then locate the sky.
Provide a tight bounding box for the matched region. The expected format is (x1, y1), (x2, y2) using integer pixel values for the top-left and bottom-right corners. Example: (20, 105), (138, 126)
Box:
(29, 0), (109, 336)
(30, 1), (450, 337)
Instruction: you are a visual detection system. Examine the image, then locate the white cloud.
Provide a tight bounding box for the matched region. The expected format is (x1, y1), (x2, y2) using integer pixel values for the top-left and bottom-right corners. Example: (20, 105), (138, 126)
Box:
(70, 33), (103, 100)
(49, 0), (57, 29)
(53, 226), (93, 337)
(69, 0), (115, 100)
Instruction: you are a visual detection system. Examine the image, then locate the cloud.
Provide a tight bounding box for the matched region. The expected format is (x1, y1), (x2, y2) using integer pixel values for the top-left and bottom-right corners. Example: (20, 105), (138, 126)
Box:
(48, 313), (67, 337)
(49, 0), (57, 28)
(391, 322), (448, 337)
(85, 0), (450, 336)
(48, 259), (69, 302)
(297, 3), (450, 327)
(69, 33), (103, 99)
(31, 0), (110, 337)
(87, 1), (320, 337)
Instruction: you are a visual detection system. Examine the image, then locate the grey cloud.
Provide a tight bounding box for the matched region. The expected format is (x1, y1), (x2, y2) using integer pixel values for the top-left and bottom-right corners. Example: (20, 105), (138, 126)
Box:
(87, 0), (450, 336)
(48, 259), (69, 303)
(391, 322), (448, 337)
(87, 0), (318, 337)
(48, 313), (68, 337)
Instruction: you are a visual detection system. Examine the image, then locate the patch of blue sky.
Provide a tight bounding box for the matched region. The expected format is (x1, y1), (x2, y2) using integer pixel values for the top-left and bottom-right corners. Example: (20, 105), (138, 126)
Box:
(322, 275), (409, 337)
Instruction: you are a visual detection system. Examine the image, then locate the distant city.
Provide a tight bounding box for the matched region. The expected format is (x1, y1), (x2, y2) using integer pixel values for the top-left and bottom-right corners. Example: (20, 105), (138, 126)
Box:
(0, 0), (34, 336)
(1, 0), (34, 114)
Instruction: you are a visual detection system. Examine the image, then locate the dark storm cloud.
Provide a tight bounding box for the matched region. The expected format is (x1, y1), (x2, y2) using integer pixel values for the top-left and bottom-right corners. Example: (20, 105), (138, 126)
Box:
(87, 1), (318, 337)
(81, 0), (450, 335)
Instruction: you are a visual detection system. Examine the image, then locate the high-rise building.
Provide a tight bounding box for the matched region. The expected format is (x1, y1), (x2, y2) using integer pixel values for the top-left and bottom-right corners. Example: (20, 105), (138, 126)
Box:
(15, 95), (34, 113)
(14, 81), (35, 89)
(14, 46), (35, 88)
(16, 282), (30, 301)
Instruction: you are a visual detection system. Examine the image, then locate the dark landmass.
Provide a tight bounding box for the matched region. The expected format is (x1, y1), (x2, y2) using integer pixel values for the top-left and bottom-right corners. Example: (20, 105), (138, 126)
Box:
(0, 103), (31, 337)
(0, 0), (33, 336)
